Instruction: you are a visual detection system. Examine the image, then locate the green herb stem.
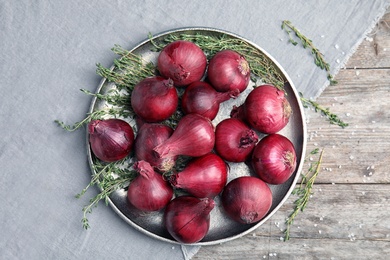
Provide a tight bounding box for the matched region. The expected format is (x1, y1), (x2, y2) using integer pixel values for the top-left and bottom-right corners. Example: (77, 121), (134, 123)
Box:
(300, 93), (348, 128)
(281, 20), (337, 85)
(77, 159), (137, 229)
(284, 148), (324, 241)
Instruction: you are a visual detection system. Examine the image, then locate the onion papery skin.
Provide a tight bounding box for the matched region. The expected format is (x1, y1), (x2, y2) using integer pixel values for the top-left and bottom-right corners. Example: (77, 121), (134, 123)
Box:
(134, 123), (177, 172)
(207, 49), (250, 93)
(88, 119), (134, 162)
(221, 176), (272, 224)
(231, 84), (292, 134)
(252, 134), (297, 185)
(215, 118), (259, 162)
(127, 161), (173, 212)
(169, 153), (228, 198)
(164, 196), (215, 243)
(181, 81), (239, 120)
(130, 76), (178, 123)
(158, 40), (207, 87)
(153, 114), (215, 159)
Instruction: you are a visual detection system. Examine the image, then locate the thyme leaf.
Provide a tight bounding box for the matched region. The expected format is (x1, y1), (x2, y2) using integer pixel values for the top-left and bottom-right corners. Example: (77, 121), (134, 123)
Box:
(284, 148), (324, 241)
(282, 20), (337, 85)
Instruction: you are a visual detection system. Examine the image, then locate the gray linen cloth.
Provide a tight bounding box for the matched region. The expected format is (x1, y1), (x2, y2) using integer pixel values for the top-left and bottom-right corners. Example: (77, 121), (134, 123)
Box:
(1, 0), (389, 259)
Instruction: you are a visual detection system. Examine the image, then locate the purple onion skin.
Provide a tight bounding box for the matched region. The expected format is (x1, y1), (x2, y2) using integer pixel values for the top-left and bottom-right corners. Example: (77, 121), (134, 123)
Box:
(169, 153), (228, 198)
(153, 113), (215, 159)
(181, 81), (239, 120)
(215, 118), (259, 162)
(131, 76), (178, 123)
(252, 134), (297, 185)
(231, 84), (292, 134)
(127, 161), (173, 212)
(88, 119), (134, 162)
(207, 50), (250, 93)
(164, 196), (214, 243)
(158, 40), (207, 87)
(221, 176), (272, 224)
(134, 123), (177, 173)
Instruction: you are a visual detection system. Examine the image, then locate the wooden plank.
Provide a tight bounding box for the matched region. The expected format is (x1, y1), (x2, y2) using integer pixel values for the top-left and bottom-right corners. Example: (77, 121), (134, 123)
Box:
(194, 184), (390, 260)
(346, 12), (390, 69)
(303, 68), (390, 184)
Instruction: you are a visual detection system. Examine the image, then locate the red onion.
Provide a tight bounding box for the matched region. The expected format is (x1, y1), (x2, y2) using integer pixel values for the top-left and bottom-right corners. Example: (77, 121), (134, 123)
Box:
(153, 114), (215, 159)
(168, 153), (228, 198)
(215, 118), (259, 162)
(130, 76), (178, 122)
(127, 161), (173, 211)
(231, 84), (292, 134)
(134, 123), (177, 172)
(164, 196), (214, 243)
(207, 50), (250, 93)
(221, 176), (272, 224)
(158, 40), (207, 87)
(252, 134), (297, 185)
(181, 81), (239, 120)
(88, 119), (134, 162)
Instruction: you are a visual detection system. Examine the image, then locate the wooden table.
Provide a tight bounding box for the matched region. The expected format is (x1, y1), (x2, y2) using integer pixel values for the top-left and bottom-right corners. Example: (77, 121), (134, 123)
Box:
(194, 11), (390, 260)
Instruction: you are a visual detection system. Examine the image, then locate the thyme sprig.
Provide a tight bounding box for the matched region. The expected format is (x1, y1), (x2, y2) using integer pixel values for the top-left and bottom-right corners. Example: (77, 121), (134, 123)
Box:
(281, 20), (337, 85)
(96, 45), (156, 92)
(284, 148), (324, 241)
(55, 45), (154, 131)
(149, 32), (286, 90)
(76, 158), (137, 229)
(300, 93), (348, 128)
(54, 110), (106, 131)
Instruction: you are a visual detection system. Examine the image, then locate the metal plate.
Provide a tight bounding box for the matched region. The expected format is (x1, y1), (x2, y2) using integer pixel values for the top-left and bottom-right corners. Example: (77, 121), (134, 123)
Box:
(87, 27), (307, 245)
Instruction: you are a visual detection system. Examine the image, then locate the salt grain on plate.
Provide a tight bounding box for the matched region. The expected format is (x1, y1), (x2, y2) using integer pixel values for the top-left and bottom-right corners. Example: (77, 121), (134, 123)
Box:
(335, 44), (339, 49)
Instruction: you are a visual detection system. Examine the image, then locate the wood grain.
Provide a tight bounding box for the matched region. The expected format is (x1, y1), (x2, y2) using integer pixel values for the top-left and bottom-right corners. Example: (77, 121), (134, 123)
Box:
(194, 11), (390, 260)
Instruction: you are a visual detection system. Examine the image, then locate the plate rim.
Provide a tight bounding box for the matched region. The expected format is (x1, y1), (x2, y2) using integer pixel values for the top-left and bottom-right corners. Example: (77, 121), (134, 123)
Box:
(86, 26), (307, 246)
